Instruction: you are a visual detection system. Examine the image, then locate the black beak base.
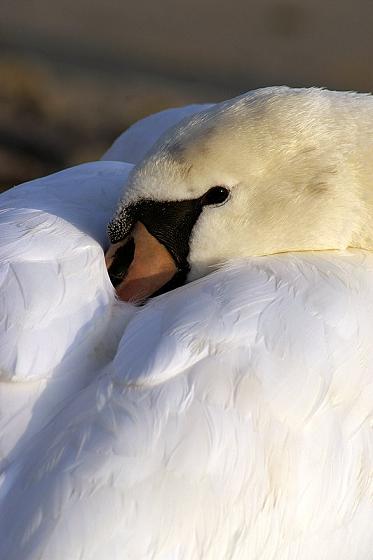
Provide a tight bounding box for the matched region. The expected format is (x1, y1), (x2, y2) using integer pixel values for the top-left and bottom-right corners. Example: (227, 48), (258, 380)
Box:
(107, 197), (203, 294)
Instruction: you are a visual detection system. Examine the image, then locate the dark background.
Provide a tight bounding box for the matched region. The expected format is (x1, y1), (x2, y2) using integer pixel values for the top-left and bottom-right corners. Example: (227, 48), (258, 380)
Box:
(1, 0), (372, 190)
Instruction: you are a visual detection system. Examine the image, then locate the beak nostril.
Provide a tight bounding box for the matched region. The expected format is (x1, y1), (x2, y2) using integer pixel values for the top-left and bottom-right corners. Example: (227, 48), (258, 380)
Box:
(107, 237), (135, 287)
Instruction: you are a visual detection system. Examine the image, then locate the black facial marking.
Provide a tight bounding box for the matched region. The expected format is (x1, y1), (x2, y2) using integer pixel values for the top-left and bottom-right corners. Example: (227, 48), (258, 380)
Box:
(107, 185), (230, 295)
(107, 211), (135, 245)
(107, 198), (203, 287)
(134, 198), (203, 272)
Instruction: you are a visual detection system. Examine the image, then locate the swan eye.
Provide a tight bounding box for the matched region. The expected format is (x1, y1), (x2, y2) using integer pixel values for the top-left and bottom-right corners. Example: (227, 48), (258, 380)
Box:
(201, 186), (230, 206)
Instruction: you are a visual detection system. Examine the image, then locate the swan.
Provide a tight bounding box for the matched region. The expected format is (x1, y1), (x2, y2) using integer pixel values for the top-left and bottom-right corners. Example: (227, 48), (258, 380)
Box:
(0, 86), (372, 559)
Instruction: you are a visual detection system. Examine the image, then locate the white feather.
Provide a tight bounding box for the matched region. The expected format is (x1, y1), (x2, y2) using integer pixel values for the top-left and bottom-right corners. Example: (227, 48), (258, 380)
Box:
(0, 162), (134, 465)
(1, 251), (372, 559)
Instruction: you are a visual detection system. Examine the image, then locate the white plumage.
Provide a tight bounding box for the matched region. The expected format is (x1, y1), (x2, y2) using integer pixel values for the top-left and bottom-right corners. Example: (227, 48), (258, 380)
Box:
(0, 95), (372, 559)
(0, 162), (133, 466)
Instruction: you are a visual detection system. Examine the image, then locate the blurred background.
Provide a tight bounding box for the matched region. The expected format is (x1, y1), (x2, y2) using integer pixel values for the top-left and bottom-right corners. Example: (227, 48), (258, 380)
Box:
(1, 0), (373, 190)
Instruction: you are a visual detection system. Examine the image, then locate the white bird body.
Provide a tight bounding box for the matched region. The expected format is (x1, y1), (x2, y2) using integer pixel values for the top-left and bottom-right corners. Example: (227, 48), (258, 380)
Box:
(1, 250), (373, 560)
(0, 162), (134, 465)
(0, 89), (373, 559)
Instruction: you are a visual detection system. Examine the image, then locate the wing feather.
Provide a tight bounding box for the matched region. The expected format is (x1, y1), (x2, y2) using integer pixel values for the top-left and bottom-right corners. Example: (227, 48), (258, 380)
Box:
(0, 162), (134, 462)
(1, 253), (372, 559)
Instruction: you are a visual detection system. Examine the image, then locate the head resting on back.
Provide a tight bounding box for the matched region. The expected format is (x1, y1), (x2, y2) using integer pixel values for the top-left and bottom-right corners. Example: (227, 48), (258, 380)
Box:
(106, 86), (373, 300)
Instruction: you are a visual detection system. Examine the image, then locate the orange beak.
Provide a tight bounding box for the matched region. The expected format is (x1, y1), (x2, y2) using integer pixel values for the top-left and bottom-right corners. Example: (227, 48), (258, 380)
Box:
(105, 222), (177, 303)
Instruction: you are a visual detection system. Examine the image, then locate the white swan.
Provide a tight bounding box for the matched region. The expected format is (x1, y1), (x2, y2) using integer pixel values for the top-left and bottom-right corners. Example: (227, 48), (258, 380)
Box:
(0, 87), (373, 559)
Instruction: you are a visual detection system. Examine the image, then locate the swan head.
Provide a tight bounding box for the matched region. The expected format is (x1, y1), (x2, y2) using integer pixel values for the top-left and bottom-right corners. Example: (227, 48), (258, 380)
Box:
(106, 86), (371, 301)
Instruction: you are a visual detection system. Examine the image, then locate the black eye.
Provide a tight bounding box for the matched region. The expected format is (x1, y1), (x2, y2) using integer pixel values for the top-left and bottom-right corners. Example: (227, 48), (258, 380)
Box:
(201, 186), (230, 206)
